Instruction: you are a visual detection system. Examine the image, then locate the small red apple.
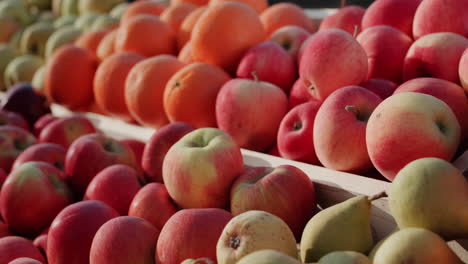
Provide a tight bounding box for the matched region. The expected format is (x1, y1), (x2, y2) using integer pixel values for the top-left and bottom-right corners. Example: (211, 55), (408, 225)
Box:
(120, 139), (145, 170)
(33, 114), (57, 136)
(319, 5), (366, 35)
(12, 143), (66, 172)
(39, 115), (97, 149)
(0, 236), (45, 264)
(288, 78), (318, 109)
(269, 25), (311, 60)
(0, 126), (36, 173)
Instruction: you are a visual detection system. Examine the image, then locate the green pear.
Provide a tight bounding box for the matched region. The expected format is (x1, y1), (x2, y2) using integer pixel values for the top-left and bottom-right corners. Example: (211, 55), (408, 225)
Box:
(44, 25), (81, 60)
(74, 13), (101, 32)
(180, 258), (215, 264)
(389, 157), (468, 240)
(0, 0), (33, 26)
(0, 44), (19, 91)
(237, 250), (302, 264)
(53, 14), (77, 28)
(216, 210), (298, 264)
(90, 15), (119, 31)
(78, 0), (124, 15)
(0, 15), (21, 44)
(60, 0), (79, 16)
(300, 194), (385, 263)
(20, 22), (56, 57)
(370, 228), (462, 263)
(109, 2), (129, 20)
(31, 65), (45, 95)
(4, 54), (44, 89)
(318, 251), (371, 264)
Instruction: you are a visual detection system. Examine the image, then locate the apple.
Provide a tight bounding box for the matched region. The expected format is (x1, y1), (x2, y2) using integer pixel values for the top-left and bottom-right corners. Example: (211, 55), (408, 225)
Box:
(142, 122), (195, 183)
(360, 78), (398, 100)
(0, 126), (36, 173)
(32, 230), (47, 261)
(53, 14), (77, 28)
(403, 32), (468, 83)
(128, 183), (178, 231)
(460, 48), (468, 93)
(90, 216), (159, 264)
(0, 168), (6, 189)
(216, 78), (288, 152)
(356, 25), (413, 84)
(44, 25), (82, 60)
(0, 1), (32, 26)
(120, 139), (145, 170)
(289, 78), (318, 109)
(3, 55), (44, 90)
(74, 13), (101, 32)
(20, 22), (56, 57)
(277, 101), (321, 164)
(163, 128), (244, 209)
(299, 28), (368, 101)
(361, 0), (423, 38)
(413, 0), (468, 39)
(0, 219), (11, 238)
(366, 92), (461, 181)
(7, 258), (42, 264)
(0, 110), (29, 131)
(236, 41), (296, 93)
(156, 208), (232, 264)
(181, 258), (214, 264)
(12, 143), (66, 172)
(237, 250), (302, 264)
(47, 200), (119, 264)
(90, 15), (119, 32)
(84, 164), (143, 215)
(319, 5), (366, 35)
(38, 115), (97, 149)
(269, 25), (311, 60)
(61, 0), (79, 16)
(0, 44), (18, 91)
(110, 2), (129, 19)
(394, 77), (468, 142)
(31, 66), (46, 96)
(0, 236), (45, 264)
(79, 0), (124, 14)
(230, 165), (317, 240)
(65, 133), (138, 195)
(33, 114), (58, 136)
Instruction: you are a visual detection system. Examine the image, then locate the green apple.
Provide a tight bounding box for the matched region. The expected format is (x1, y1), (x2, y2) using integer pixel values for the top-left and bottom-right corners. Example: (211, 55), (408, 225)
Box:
(109, 2), (129, 20)
(0, 0), (33, 26)
(90, 15), (119, 31)
(74, 13), (101, 32)
(0, 15), (21, 44)
(32, 65), (45, 95)
(79, 0), (124, 15)
(45, 25), (81, 60)
(60, 0), (79, 16)
(4, 54), (44, 89)
(0, 44), (19, 91)
(53, 14), (77, 28)
(20, 22), (56, 57)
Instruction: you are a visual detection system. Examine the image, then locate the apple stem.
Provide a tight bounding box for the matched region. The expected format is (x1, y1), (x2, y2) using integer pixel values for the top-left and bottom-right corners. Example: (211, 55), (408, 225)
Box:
(345, 105), (359, 115)
(353, 25), (360, 38)
(368, 191), (388, 202)
(341, 0), (346, 8)
(251, 71), (259, 82)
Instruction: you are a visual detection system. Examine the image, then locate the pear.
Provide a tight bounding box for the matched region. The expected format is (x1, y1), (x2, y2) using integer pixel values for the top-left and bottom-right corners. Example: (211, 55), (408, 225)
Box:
(237, 250), (302, 264)
(78, 0), (123, 15)
(109, 2), (129, 20)
(31, 65), (45, 95)
(300, 193), (385, 263)
(74, 13), (101, 32)
(370, 228), (463, 264)
(44, 25), (81, 60)
(0, 44), (19, 91)
(180, 258), (215, 264)
(318, 251), (371, 264)
(53, 14), (77, 28)
(20, 22), (56, 57)
(4, 54), (44, 89)
(389, 157), (468, 240)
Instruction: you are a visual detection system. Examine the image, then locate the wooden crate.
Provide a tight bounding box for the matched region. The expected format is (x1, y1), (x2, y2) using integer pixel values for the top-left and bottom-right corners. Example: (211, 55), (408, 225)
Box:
(51, 104), (468, 261)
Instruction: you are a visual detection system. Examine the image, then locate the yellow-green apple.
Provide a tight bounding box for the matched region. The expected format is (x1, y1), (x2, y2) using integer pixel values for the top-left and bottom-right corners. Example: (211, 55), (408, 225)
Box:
(8, 257), (42, 264)
(162, 128), (243, 208)
(413, 0), (468, 39)
(269, 25), (311, 60)
(237, 250), (302, 264)
(47, 200), (119, 264)
(109, 2), (129, 19)
(460, 48), (468, 92)
(277, 101), (321, 164)
(33, 114), (57, 136)
(38, 115), (97, 149)
(360, 78), (397, 99)
(319, 5), (366, 35)
(60, 0), (79, 16)
(181, 258), (214, 264)
(216, 210), (298, 264)
(142, 122), (194, 183)
(0, 1), (33, 26)
(230, 165), (317, 240)
(84, 164), (143, 215)
(216, 78), (288, 152)
(156, 208), (232, 264)
(0, 162), (72, 237)
(366, 92), (461, 181)
(90, 216), (159, 264)
(64, 133), (138, 195)
(120, 139), (145, 170)
(0, 15), (21, 44)
(90, 15), (119, 31)
(357, 25), (413, 84)
(0, 126), (36, 173)
(0, 236), (45, 264)
(31, 65), (45, 95)
(79, 0), (123, 14)
(403, 32), (468, 83)
(20, 22), (55, 57)
(44, 25), (82, 60)
(314, 86), (382, 172)
(53, 14), (77, 28)
(0, 219), (11, 238)
(0, 110), (29, 131)
(288, 79), (318, 109)
(12, 143), (66, 172)
(236, 42), (296, 93)
(299, 28), (368, 101)
(0, 44), (18, 91)
(3, 55), (44, 89)
(74, 13), (101, 32)
(394, 78), (468, 142)
(361, 0), (422, 38)
(128, 183), (178, 231)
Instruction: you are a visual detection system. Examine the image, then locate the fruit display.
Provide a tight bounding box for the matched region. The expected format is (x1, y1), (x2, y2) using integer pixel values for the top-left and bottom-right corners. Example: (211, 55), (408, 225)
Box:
(0, 0), (467, 263)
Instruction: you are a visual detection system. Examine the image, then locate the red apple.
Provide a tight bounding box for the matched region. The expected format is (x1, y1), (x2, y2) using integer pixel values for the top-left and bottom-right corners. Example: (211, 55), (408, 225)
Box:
(366, 92), (461, 180)
(0, 169), (6, 189)
(47, 200), (119, 264)
(361, 0), (423, 38)
(0, 236), (45, 264)
(163, 128), (244, 209)
(360, 78), (398, 99)
(230, 165), (316, 240)
(236, 41), (296, 93)
(319, 5), (366, 35)
(403, 32), (468, 83)
(412, 0), (468, 39)
(33, 114), (57, 136)
(297, 35), (313, 65)
(156, 208), (232, 264)
(268, 144), (280, 157)
(0, 162), (72, 237)
(120, 139), (145, 170)
(90, 216), (160, 264)
(0, 111), (29, 131)
(12, 143), (66, 172)
(65, 133), (138, 195)
(356, 25), (413, 84)
(7, 258), (42, 264)
(38, 115), (97, 149)
(84, 164), (143, 215)
(299, 29), (368, 101)
(32, 230), (47, 262)
(216, 78), (288, 152)
(0, 126), (36, 173)
(460, 48), (468, 93)
(288, 78), (318, 109)
(0, 219), (11, 239)
(142, 122), (195, 183)
(314, 86), (383, 172)
(277, 101), (321, 164)
(269, 25), (311, 60)
(128, 183), (178, 231)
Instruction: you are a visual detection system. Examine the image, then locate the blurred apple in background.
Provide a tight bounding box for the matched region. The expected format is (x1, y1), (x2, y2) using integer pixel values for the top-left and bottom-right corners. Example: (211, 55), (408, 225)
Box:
(0, 1), (33, 26)
(20, 22), (55, 57)
(33, 113), (58, 136)
(44, 25), (82, 60)
(0, 236), (45, 264)
(12, 143), (66, 172)
(0, 126), (36, 173)
(288, 78), (317, 109)
(269, 25), (310, 61)
(79, 0), (124, 15)
(0, 45), (18, 91)
(31, 65), (46, 95)
(0, 110), (29, 131)
(53, 14), (77, 28)
(460, 48), (468, 93)
(360, 78), (398, 100)
(319, 5), (366, 35)
(120, 139), (145, 170)
(74, 13), (101, 32)
(38, 115), (97, 149)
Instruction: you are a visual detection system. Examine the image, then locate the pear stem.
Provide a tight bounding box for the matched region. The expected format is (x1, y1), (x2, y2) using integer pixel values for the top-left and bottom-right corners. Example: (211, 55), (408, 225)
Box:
(251, 71), (259, 82)
(368, 191), (388, 202)
(353, 25), (360, 38)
